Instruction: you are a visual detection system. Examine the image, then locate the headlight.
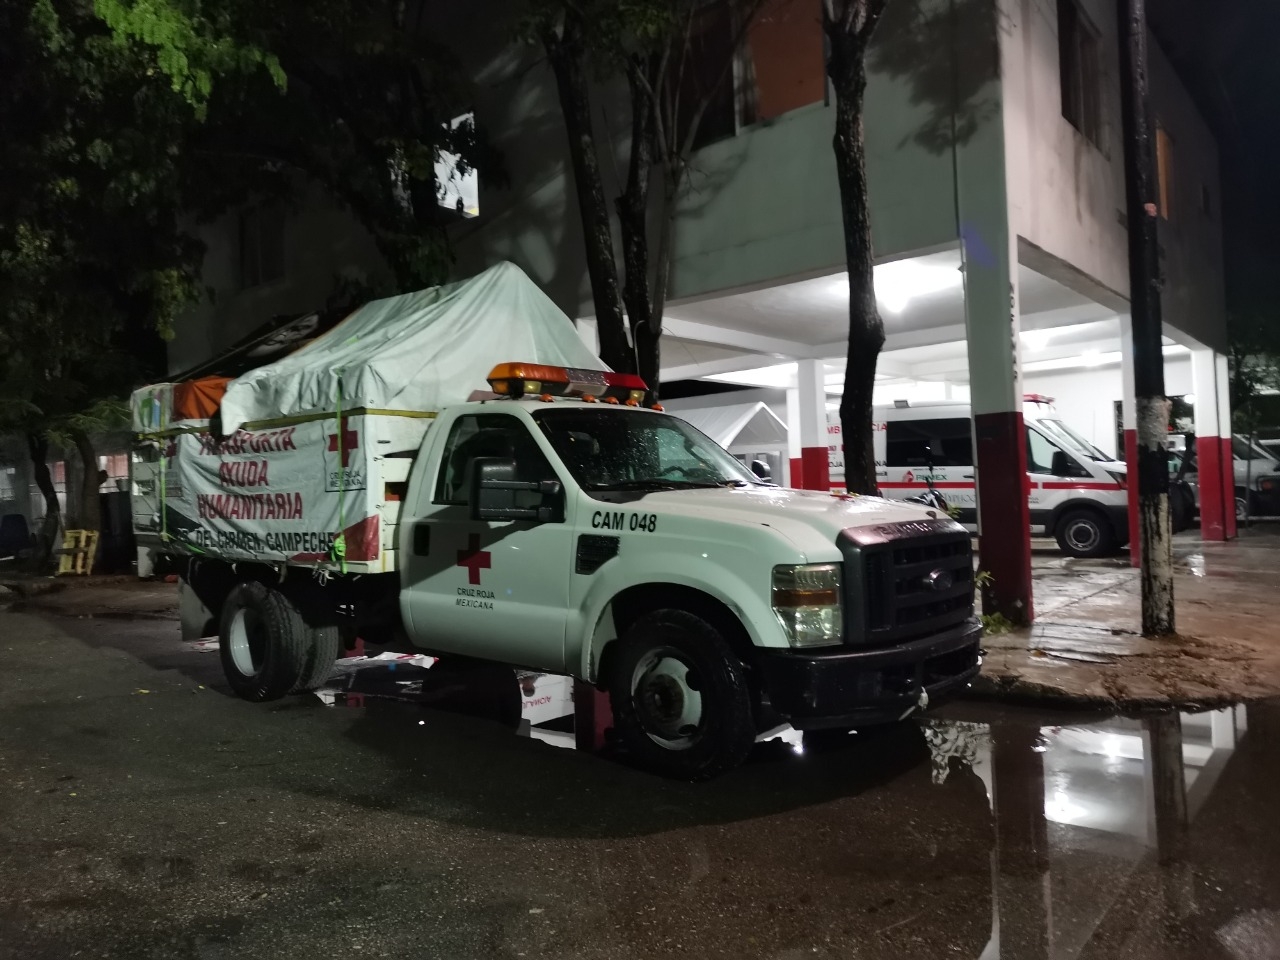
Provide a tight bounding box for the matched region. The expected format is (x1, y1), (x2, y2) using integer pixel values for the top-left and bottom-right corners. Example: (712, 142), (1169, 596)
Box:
(772, 563), (842, 648)
(1106, 470), (1126, 488)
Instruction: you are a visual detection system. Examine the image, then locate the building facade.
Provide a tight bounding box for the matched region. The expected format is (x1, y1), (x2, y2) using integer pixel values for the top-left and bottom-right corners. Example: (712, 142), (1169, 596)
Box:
(157, 0), (1229, 621)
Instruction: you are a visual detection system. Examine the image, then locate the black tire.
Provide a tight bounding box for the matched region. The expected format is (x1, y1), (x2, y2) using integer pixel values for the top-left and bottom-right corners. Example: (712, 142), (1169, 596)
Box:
(1235, 489), (1257, 522)
(292, 625), (341, 694)
(606, 609), (756, 781)
(218, 581), (322, 701)
(1054, 508), (1116, 558)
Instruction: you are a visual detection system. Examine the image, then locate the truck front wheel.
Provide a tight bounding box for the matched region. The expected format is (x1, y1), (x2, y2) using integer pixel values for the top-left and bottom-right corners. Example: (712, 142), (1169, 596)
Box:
(606, 610), (756, 780)
(219, 581), (339, 701)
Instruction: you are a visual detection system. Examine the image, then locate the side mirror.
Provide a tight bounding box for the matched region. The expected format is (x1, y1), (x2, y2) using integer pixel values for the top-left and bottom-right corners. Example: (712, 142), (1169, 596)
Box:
(470, 457), (562, 523)
(1050, 450), (1087, 478)
(750, 459), (772, 482)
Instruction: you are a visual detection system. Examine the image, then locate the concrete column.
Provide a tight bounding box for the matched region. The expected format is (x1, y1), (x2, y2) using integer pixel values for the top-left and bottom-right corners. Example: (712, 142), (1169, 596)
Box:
(957, 0), (1033, 624)
(1120, 316), (1140, 565)
(795, 360), (829, 491)
(785, 386), (803, 488)
(1191, 347), (1226, 541)
(959, 207), (1033, 623)
(1216, 353), (1237, 538)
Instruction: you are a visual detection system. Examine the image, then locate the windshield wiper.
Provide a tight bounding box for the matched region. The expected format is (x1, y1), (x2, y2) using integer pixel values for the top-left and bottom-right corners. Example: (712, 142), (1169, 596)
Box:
(586, 478), (732, 491)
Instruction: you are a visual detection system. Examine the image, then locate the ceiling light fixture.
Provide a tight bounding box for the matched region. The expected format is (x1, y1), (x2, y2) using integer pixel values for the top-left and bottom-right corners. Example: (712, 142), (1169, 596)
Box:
(872, 259), (964, 315)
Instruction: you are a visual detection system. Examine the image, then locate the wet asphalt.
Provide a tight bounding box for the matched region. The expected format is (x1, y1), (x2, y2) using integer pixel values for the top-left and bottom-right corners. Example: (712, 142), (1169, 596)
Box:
(0, 610), (1277, 959)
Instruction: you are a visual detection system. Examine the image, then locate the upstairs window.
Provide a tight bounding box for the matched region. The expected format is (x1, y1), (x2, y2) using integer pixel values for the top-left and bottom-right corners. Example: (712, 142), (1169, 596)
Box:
(238, 205), (285, 290)
(1059, 0), (1103, 147)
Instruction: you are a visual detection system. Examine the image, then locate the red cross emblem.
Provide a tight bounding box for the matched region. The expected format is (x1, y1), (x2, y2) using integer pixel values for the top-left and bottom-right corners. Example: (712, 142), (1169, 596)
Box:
(456, 534), (491, 585)
(328, 418), (359, 468)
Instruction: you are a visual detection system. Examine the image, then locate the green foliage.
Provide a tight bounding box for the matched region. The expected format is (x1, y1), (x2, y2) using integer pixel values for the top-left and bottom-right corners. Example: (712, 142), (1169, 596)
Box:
(980, 612), (1014, 635)
(93, 0), (286, 115)
(1229, 315), (1280, 431)
(1, 0), (204, 445)
(3, 0), (491, 458)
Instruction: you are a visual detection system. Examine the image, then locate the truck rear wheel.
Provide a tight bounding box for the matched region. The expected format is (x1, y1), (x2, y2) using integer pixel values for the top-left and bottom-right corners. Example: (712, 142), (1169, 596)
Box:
(219, 582), (336, 701)
(606, 610), (756, 780)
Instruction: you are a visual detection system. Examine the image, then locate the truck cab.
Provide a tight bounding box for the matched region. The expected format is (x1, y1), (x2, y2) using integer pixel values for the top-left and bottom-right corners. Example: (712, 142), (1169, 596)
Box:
(387, 364), (982, 777)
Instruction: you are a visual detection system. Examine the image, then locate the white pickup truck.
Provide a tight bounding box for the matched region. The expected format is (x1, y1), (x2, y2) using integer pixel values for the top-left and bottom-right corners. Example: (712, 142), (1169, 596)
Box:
(134, 267), (981, 779)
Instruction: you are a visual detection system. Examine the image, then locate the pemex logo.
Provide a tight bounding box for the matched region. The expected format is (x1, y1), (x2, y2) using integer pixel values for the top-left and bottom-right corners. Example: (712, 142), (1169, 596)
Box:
(904, 470), (915, 484)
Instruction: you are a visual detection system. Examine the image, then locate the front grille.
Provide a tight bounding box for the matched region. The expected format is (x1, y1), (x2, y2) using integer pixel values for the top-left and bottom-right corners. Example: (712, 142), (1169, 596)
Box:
(839, 519), (974, 646)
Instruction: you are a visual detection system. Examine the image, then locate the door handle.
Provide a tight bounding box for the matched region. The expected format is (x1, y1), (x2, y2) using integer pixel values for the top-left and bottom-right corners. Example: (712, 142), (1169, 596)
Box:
(963, 474), (974, 479)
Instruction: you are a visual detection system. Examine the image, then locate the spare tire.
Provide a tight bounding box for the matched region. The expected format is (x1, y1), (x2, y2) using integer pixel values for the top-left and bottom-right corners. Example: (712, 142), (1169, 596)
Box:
(219, 581), (325, 701)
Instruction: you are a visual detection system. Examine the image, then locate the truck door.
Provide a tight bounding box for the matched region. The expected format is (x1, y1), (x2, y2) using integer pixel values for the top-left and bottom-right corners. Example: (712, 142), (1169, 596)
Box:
(400, 412), (573, 672)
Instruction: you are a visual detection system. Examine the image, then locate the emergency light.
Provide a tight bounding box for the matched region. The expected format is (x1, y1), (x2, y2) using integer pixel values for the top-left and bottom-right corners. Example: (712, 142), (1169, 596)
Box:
(1024, 393), (1056, 405)
(486, 363), (648, 405)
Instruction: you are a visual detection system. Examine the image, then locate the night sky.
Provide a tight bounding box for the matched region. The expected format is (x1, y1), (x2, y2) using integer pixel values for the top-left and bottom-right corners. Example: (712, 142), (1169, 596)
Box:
(1149, 0), (1280, 322)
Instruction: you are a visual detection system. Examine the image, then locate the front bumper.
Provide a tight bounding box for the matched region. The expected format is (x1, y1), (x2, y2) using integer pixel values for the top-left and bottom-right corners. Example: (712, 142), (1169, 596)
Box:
(755, 618), (984, 730)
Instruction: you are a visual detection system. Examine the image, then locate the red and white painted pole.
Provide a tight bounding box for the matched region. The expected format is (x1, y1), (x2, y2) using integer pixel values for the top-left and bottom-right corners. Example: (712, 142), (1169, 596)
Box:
(1121, 317), (1141, 566)
(956, 46), (1034, 625)
(1192, 346), (1227, 541)
(1216, 353), (1238, 538)
(795, 360), (831, 491)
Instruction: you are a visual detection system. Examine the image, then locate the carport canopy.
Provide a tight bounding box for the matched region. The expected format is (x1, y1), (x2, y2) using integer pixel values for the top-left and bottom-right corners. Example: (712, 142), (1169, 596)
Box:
(670, 401), (788, 450)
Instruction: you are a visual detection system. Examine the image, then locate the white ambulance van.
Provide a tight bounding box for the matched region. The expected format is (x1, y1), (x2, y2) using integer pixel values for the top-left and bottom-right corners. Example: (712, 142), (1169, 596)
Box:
(870, 395), (1129, 558)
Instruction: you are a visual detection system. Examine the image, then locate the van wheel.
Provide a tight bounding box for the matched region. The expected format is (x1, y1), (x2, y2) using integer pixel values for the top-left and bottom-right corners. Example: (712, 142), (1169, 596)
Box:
(606, 610), (756, 781)
(1235, 490), (1257, 522)
(219, 582), (326, 701)
(1055, 509), (1115, 558)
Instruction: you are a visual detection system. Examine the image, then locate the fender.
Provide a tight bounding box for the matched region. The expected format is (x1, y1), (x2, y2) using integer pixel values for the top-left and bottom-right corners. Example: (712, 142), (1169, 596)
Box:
(567, 551), (785, 683)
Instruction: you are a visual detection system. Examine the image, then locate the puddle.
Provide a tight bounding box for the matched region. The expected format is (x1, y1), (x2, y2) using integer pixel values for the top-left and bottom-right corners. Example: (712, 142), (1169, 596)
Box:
(315, 667), (1279, 957)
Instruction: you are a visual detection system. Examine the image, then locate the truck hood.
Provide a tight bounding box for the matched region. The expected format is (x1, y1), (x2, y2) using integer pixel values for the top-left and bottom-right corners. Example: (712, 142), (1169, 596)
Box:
(600, 485), (956, 557)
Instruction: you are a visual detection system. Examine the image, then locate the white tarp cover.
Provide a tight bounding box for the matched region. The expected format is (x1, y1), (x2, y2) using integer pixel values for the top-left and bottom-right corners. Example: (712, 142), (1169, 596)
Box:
(672, 402), (788, 450)
(219, 261), (601, 431)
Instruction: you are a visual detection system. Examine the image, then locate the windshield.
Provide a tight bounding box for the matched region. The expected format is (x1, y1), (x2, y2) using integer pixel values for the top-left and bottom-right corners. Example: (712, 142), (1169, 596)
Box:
(1233, 435), (1276, 462)
(1037, 418), (1112, 462)
(532, 409), (758, 492)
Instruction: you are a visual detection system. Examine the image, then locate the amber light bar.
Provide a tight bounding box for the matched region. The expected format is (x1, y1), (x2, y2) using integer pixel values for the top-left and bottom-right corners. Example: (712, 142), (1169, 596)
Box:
(486, 363), (648, 404)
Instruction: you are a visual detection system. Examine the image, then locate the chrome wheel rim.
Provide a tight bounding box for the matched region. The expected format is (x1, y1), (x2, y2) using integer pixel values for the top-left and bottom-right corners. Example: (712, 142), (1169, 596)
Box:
(631, 649), (704, 750)
(1065, 519), (1100, 553)
(228, 608), (263, 677)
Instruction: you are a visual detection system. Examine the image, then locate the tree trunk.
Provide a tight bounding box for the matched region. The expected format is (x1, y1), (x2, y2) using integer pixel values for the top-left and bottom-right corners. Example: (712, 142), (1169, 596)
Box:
(26, 431), (60, 569)
(617, 58), (655, 382)
(71, 429), (103, 533)
(828, 33), (884, 495)
(542, 13), (631, 372)
(1116, 0), (1174, 635)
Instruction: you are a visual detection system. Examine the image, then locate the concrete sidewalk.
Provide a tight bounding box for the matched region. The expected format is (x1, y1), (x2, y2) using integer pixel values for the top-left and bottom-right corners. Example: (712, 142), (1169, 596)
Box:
(974, 525), (1280, 709)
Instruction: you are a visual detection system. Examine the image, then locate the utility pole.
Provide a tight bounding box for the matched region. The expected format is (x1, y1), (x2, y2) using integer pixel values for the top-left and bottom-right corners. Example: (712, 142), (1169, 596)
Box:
(1117, 0), (1175, 636)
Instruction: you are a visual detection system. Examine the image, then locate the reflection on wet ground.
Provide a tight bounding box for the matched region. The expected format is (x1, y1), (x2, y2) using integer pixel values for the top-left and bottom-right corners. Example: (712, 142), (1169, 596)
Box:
(5, 615), (1279, 959)
(319, 655), (1280, 959)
